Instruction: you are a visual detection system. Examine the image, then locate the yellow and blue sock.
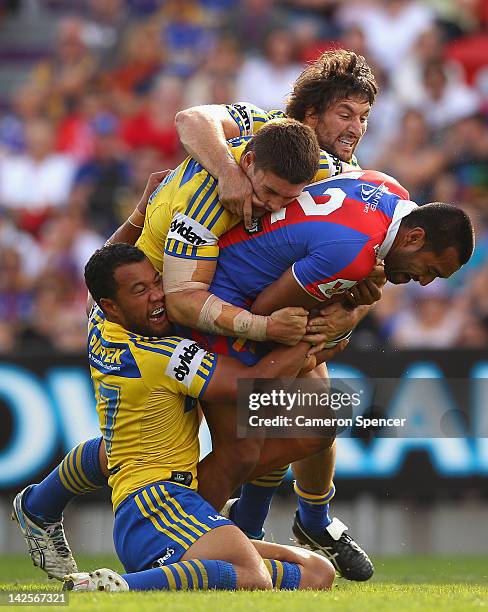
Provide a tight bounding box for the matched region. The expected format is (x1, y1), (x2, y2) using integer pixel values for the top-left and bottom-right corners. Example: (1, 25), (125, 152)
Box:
(231, 466), (289, 538)
(295, 481), (335, 534)
(264, 559), (301, 590)
(24, 437), (106, 523)
(122, 559), (237, 591)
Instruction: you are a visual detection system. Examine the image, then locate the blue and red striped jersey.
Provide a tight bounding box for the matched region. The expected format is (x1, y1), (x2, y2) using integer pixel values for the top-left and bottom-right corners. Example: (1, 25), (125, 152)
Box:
(210, 170), (417, 306)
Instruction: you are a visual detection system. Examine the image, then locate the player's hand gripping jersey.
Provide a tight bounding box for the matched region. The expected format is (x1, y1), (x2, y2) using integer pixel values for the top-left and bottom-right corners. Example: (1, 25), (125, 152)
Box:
(136, 135), (346, 275)
(88, 305), (217, 510)
(210, 170), (416, 307)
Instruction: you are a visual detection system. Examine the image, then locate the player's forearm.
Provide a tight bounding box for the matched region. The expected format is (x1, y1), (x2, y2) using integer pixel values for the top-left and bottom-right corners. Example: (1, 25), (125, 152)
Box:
(175, 106), (239, 179)
(166, 290), (269, 341)
(106, 217), (143, 246)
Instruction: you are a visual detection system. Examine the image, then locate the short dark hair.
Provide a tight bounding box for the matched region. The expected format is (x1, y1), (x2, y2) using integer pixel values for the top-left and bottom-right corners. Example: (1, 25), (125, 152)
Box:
(85, 243), (146, 306)
(243, 118), (320, 184)
(286, 49), (378, 121)
(402, 203), (475, 265)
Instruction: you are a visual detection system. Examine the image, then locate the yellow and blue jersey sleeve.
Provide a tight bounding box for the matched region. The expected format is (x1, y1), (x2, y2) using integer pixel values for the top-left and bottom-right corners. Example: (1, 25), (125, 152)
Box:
(163, 142), (249, 262)
(314, 150), (350, 181)
(128, 335), (217, 399)
(226, 102), (286, 137)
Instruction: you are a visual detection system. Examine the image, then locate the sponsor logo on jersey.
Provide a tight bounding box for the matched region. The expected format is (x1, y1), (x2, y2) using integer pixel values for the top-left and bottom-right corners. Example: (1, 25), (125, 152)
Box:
(246, 217), (263, 234)
(207, 514), (228, 522)
(167, 213), (218, 247)
(359, 182), (389, 213)
(165, 338), (208, 387)
(317, 278), (357, 298)
(170, 471), (193, 486)
(89, 334), (126, 366)
(153, 548), (176, 566)
(172, 342), (200, 381)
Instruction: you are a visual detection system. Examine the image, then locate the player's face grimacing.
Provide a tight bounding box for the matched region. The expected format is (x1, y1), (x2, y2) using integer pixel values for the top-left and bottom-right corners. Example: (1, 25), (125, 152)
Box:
(241, 152), (308, 215)
(304, 97), (370, 161)
(110, 259), (171, 337)
(384, 245), (461, 286)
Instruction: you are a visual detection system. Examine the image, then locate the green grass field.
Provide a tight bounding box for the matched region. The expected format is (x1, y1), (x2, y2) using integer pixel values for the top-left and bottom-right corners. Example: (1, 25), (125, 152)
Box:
(1, 554), (487, 611)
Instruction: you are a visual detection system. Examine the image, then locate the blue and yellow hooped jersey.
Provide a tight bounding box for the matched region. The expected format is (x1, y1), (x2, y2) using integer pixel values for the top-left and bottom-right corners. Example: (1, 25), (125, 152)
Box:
(135, 124), (349, 272)
(88, 306), (217, 510)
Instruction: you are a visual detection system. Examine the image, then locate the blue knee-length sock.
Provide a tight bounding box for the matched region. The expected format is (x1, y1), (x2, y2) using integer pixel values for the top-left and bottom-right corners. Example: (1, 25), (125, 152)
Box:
(123, 559), (237, 591)
(295, 481), (335, 534)
(264, 560), (301, 590)
(24, 437), (106, 523)
(231, 466), (289, 538)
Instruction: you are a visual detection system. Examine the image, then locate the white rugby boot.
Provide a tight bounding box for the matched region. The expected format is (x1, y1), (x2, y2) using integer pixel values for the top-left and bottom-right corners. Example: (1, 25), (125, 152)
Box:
(63, 569), (129, 592)
(12, 486), (77, 580)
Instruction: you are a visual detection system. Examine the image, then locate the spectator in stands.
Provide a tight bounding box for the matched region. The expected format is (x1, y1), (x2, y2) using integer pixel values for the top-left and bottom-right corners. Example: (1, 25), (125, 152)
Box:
(184, 36), (241, 107)
(416, 59), (481, 130)
(0, 83), (46, 154)
(71, 112), (129, 236)
(0, 118), (75, 235)
(121, 74), (184, 163)
(30, 17), (98, 119)
(236, 28), (301, 109)
(372, 109), (447, 202)
(389, 282), (466, 349)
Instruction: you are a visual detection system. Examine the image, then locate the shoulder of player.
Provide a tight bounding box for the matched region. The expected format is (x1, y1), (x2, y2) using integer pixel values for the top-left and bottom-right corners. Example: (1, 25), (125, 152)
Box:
(357, 170), (410, 199)
(128, 335), (216, 383)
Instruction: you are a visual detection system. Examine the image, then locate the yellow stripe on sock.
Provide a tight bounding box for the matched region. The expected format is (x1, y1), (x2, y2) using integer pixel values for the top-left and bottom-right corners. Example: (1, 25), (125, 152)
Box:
(173, 563), (189, 590)
(161, 566), (177, 590)
(67, 448), (91, 492)
(57, 464), (81, 495)
(134, 495), (190, 550)
(294, 482), (335, 503)
(181, 561), (199, 589)
(275, 561), (284, 589)
(58, 454), (84, 494)
(73, 442), (100, 490)
(193, 560), (208, 590)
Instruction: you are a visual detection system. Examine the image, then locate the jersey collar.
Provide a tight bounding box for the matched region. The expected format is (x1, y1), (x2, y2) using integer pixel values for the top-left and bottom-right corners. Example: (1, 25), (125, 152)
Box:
(378, 199), (418, 261)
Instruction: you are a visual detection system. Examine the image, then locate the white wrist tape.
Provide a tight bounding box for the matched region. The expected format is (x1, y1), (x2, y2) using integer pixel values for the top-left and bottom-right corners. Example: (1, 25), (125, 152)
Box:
(197, 294), (267, 341)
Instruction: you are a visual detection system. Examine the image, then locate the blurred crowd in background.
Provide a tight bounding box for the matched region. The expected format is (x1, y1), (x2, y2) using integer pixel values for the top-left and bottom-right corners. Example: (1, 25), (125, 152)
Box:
(0, 0), (487, 353)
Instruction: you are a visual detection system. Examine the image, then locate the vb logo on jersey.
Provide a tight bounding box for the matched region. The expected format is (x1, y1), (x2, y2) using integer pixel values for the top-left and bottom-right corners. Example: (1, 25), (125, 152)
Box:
(317, 279), (357, 299)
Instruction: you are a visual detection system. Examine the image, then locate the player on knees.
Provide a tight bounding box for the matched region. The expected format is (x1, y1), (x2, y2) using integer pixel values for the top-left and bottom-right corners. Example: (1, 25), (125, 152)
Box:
(55, 244), (331, 592)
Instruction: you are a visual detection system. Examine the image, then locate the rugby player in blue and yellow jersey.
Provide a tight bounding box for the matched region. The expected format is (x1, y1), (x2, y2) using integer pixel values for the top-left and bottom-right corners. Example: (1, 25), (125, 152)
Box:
(175, 50), (375, 227)
(61, 243), (335, 593)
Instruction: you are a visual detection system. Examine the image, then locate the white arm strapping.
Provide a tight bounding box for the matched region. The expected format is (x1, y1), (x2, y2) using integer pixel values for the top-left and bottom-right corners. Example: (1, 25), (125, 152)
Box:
(197, 294), (268, 341)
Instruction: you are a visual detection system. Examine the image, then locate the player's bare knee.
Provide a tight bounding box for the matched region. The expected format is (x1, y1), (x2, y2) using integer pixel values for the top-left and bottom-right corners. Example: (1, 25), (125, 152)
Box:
(299, 554), (335, 590)
(236, 561), (273, 590)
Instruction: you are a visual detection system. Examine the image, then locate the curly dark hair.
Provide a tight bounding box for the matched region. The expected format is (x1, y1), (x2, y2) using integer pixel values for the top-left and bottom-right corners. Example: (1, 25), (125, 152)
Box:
(85, 243), (146, 306)
(286, 49), (378, 121)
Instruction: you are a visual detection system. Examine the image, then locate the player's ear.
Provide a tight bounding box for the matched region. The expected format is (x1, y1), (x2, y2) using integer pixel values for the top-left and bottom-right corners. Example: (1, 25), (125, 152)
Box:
(303, 108), (319, 129)
(240, 151), (255, 174)
(100, 297), (119, 320)
(406, 227), (426, 248)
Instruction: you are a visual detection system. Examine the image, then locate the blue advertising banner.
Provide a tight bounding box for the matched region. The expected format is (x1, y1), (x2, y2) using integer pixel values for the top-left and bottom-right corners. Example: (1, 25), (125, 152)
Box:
(0, 350), (487, 498)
